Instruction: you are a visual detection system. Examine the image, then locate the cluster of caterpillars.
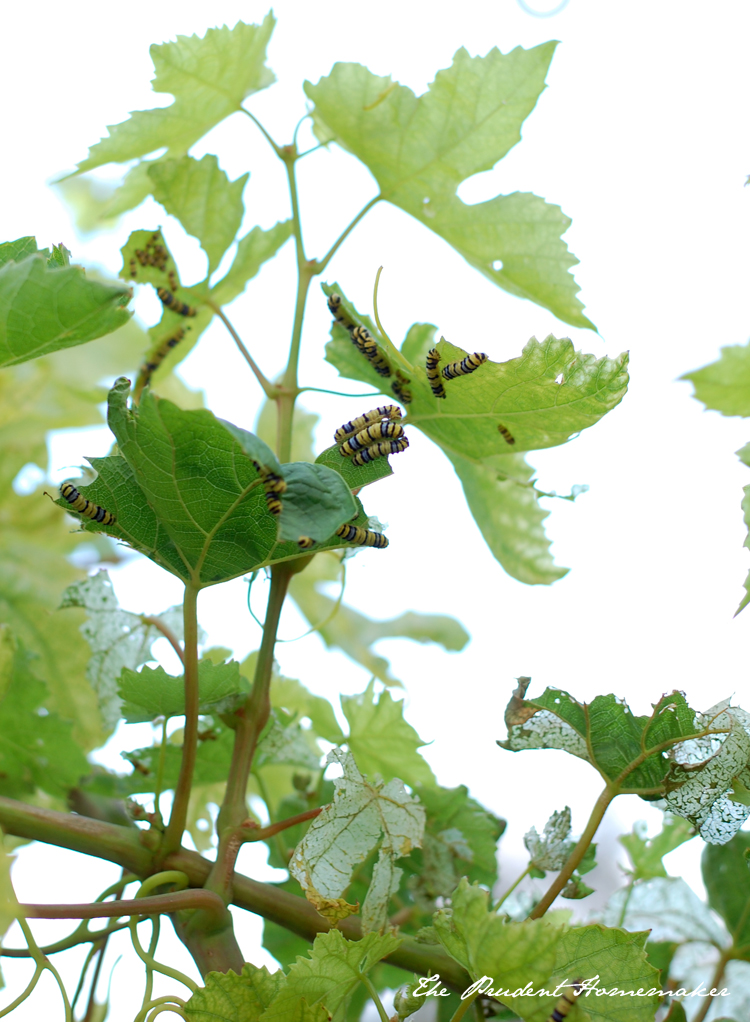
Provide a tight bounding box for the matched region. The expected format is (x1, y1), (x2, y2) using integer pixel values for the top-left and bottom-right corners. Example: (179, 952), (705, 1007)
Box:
(425, 346), (487, 398)
(335, 404), (408, 467)
(327, 293), (413, 404)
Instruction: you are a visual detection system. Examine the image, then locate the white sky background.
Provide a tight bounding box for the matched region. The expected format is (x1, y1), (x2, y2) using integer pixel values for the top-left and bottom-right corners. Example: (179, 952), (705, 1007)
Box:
(1, 0), (750, 1018)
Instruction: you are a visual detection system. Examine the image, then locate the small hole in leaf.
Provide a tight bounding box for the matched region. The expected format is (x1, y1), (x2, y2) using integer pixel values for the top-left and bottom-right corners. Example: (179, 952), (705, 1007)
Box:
(555, 374), (564, 385)
(492, 260), (503, 271)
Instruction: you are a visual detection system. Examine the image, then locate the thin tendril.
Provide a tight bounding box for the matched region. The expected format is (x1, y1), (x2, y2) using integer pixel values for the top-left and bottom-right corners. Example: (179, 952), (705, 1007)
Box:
(372, 265), (395, 347)
(276, 559), (347, 643)
(299, 386), (383, 398)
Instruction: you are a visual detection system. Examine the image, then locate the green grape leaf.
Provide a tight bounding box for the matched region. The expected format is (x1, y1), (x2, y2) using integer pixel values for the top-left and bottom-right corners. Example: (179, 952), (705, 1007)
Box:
(498, 678), (702, 797)
(185, 962), (285, 1022)
(446, 450), (567, 584)
(341, 680), (435, 787)
(258, 929), (401, 1022)
(410, 784), (505, 890)
(0, 253), (131, 368)
(703, 832), (750, 959)
(105, 380), (362, 585)
(288, 553), (469, 686)
(255, 395), (319, 466)
(392, 976), (428, 1021)
(119, 228), (183, 290)
(118, 659), (247, 722)
(75, 16), (276, 172)
(289, 749), (424, 930)
(0, 836), (18, 958)
(601, 876), (729, 947)
(619, 815), (695, 881)
(401, 323), (438, 366)
(682, 342), (750, 418)
(148, 155), (248, 273)
(315, 442), (394, 490)
(0, 237), (40, 266)
(211, 221), (294, 307)
(269, 675), (344, 743)
(278, 464), (358, 544)
(524, 807), (574, 873)
(59, 570), (189, 730)
(0, 627), (89, 800)
(323, 287), (626, 458)
(433, 879), (562, 988)
(305, 48), (594, 329)
(509, 925), (661, 1022)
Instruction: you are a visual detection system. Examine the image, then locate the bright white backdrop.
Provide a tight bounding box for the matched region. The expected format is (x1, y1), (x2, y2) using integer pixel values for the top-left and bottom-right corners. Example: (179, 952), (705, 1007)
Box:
(1, 0), (750, 1018)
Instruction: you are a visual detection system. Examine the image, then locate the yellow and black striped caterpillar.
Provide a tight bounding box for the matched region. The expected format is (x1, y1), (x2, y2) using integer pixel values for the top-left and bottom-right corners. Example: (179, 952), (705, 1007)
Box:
(340, 421), (404, 457)
(545, 981), (582, 1022)
(425, 347), (446, 399)
(156, 287), (197, 317)
(327, 293), (356, 330)
(252, 461), (287, 516)
(59, 483), (116, 526)
(335, 523), (389, 548)
(351, 437), (409, 467)
(351, 325), (392, 377)
(297, 536), (315, 549)
(138, 327), (188, 390)
(498, 424), (515, 445)
(334, 405), (403, 443)
(327, 293), (392, 377)
(391, 370), (412, 404)
(441, 352), (487, 380)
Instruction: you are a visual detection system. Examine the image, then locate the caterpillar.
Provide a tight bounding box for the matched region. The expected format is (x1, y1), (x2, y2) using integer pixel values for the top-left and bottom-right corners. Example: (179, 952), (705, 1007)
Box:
(327, 293), (356, 330)
(334, 405), (403, 443)
(252, 461), (287, 516)
(335, 523), (389, 548)
(498, 424), (516, 445)
(297, 536), (315, 549)
(128, 257), (138, 278)
(351, 437), (409, 467)
(441, 352), (487, 380)
(137, 327), (188, 391)
(156, 287), (196, 317)
(133, 233), (169, 271)
(340, 421), (404, 457)
(545, 981), (582, 1022)
(59, 483), (116, 526)
(425, 347), (446, 399)
(391, 370), (412, 404)
(351, 325), (392, 377)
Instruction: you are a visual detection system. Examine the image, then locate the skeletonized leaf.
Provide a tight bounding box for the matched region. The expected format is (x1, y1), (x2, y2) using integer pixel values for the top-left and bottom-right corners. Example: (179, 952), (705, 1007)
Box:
(600, 876), (728, 948)
(289, 749), (424, 929)
(524, 807), (574, 873)
(59, 570), (189, 730)
(306, 49), (594, 328)
(75, 17), (276, 172)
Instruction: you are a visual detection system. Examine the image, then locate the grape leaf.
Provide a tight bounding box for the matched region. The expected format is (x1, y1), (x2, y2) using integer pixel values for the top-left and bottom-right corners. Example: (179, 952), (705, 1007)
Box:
(498, 678), (701, 795)
(185, 962), (285, 1022)
(59, 570), (189, 730)
(0, 253), (131, 368)
(75, 16), (276, 172)
(289, 749), (424, 930)
(211, 221), (294, 307)
(682, 342), (750, 418)
(148, 155), (248, 273)
(446, 450), (567, 585)
(105, 379), (364, 585)
(0, 627), (89, 801)
(735, 442), (750, 616)
(305, 47), (594, 328)
(0, 237), (39, 266)
(524, 807), (574, 873)
(288, 553), (469, 686)
(601, 876), (728, 948)
(703, 832), (750, 959)
(619, 815), (695, 881)
(341, 680), (436, 787)
(258, 929), (401, 1022)
(269, 675), (344, 744)
(118, 659), (247, 722)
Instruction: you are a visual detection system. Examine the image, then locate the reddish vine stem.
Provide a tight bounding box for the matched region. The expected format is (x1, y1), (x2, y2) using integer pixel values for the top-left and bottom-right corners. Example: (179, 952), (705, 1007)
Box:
(19, 889), (226, 922)
(141, 615), (184, 664)
(244, 806), (322, 842)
